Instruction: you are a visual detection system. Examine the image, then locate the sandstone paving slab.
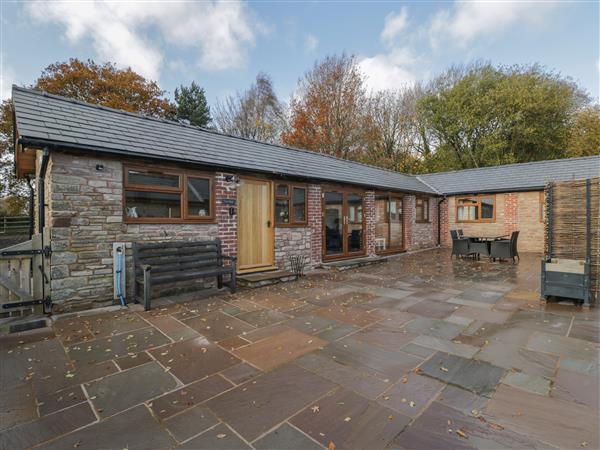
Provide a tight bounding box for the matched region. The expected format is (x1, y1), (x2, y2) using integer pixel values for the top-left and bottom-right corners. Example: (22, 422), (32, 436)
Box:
(182, 310), (256, 342)
(375, 311), (416, 328)
(393, 401), (554, 450)
(253, 422), (324, 449)
(363, 286), (415, 300)
(377, 372), (445, 417)
(0, 382), (36, 431)
(149, 373), (233, 420)
(552, 368), (599, 411)
(114, 350), (153, 370)
(477, 340), (559, 379)
(221, 362), (262, 385)
(295, 352), (391, 399)
(447, 297), (495, 310)
(179, 422), (251, 449)
(53, 318), (94, 345)
(362, 295), (423, 311)
(405, 300), (458, 319)
(164, 405), (219, 442)
(456, 289), (504, 304)
(66, 327), (169, 366)
(507, 311), (572, 336)
(569, 318), (600, 343)
(286, 314), (342, 335)
(327, 291), (379, 308)
(42, 404), (176, 450)
(420, 352), (505, 397)
(37, 384), (87, 416)
(350, 324), (417, 352)
(404, 317), (465, 340)
(0, 326), (56, 352)
(83, 310), (148, 338)
(400, 342), (437, 359)
(466, 323), (533, 345)
(314, 306), (382, 327)
(0, 402), (96, 450)
(246, 292), (306, 312)
(290, 387), (411, 450)
(502, 372), (551, 396)
(149, 336), (241, 384)
(86, 361), (178, 417)
(141, 314), (199, 341)
(206, 364), (336, 441)
(411, 335), (479, 359)
(242, 323), (294, 342)
(235, 309), (289, 328)
(321, 337), (421, 381)
(484, 384), (599, 450)
(451, 306), (512, 324)
(444, 314), (474, 327)
(436, 384), (489, 416)
(218, 335), (251, 350)
(315, 322), (359, 341)
(233, 328), (327, 371)
(526, 331), (599, 360)
(559, 357), (599, 376)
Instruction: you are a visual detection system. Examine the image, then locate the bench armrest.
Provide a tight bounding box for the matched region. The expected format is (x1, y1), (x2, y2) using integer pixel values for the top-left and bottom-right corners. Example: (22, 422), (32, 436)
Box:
(142, 264), (152, 272)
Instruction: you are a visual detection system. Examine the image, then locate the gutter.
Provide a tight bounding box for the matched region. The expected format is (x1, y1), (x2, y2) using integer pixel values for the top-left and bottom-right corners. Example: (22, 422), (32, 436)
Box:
(38, 147), (50, 231)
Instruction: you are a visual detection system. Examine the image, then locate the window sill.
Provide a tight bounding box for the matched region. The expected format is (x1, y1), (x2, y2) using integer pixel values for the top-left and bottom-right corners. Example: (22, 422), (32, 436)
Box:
(275, 223), (308, 228)
(124, 218), (217, 225)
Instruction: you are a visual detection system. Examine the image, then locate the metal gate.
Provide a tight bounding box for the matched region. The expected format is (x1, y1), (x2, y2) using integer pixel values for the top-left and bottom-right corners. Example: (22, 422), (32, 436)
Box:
(0, 231), (51, 315)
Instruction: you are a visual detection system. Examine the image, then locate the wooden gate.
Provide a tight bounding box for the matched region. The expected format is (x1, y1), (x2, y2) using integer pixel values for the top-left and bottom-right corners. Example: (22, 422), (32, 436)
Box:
(0, 231), (51, 315)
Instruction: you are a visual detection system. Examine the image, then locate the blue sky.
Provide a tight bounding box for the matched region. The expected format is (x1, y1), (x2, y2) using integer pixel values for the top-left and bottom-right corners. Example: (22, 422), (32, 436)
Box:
(1, 1), (598, 108)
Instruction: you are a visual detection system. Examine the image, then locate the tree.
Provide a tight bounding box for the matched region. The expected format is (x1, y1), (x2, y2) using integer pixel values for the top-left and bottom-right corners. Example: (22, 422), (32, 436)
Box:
(213, 73), (285, 143)
(174, 81), (211, 127)
(1, 58), (176, 215)
(566, 106), (600, 157)
(282, 54), (367, 159)
(418, 63), (591, 171)
(360, 85), (431, 173)
(35, 58), (175, 118)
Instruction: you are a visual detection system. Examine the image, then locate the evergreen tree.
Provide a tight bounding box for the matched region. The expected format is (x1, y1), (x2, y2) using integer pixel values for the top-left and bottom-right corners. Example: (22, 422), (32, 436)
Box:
(174, 82), (212, 127)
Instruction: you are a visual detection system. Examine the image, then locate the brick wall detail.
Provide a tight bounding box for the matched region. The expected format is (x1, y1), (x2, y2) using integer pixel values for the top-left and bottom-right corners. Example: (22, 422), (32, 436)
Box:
(308, 184), (322, 266)
(364, 191), (376, 256)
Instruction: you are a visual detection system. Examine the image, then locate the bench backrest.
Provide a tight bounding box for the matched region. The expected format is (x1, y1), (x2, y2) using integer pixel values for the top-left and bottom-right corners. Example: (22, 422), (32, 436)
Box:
(133, 240), (223, 277)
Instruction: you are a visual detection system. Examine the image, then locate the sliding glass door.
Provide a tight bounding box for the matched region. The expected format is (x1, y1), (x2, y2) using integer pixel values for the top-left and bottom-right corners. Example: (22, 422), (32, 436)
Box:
(324, 190), (365, 259)
(375, 194), (404, 253)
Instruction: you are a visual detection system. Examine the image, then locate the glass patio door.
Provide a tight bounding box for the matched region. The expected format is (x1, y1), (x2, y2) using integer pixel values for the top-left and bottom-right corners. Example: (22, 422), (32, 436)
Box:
(323, 190), (365, 259)
(375, 194), (404, 253)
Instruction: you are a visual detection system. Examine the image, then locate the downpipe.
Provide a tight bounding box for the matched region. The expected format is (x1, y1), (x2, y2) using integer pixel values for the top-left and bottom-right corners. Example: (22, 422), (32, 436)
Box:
(115, 245), (126, 307)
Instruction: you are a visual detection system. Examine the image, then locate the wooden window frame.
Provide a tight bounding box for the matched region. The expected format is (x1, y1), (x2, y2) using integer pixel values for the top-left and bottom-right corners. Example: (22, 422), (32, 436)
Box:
(374, 192), (405, 254)
(274, 182), (308, 227)
(455, 194), (496, 223)
(123, 164), (215, 224)
(416, 197), (430, 223)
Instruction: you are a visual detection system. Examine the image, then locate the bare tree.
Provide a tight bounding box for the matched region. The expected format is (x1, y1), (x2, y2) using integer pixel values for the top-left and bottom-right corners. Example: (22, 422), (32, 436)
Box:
(213, 73), (285, 143)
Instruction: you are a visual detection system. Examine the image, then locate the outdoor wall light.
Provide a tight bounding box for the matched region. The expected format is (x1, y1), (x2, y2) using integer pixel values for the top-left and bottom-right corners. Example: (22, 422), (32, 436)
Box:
(96, 164), (104, 171)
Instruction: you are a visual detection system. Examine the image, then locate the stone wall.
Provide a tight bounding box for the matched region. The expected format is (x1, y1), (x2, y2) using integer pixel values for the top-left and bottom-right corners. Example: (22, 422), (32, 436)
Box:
(442, 192), (544, 252)
(274, 227), (312, 271)
(408, 195), (439, 250)
(47, 152), (220, 311)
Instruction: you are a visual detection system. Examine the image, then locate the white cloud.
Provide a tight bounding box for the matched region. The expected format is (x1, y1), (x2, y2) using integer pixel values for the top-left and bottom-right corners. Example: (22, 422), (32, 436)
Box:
(428, 1), (559, 49)
(0, 55), (15, 101)
(380, 7), (408, 45)
(359, 47), (420, 92)
(26, 1), (262, 80)
(304, 34), (319, 52)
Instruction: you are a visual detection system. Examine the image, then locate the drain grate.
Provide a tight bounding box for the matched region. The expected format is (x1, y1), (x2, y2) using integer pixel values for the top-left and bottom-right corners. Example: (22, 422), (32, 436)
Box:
(9, 319), (48, 334)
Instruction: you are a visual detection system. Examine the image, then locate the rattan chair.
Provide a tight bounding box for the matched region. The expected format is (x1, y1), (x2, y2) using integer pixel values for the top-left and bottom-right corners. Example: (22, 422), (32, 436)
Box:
(450, 230), (476, 259)
(490, 231), (520, 263)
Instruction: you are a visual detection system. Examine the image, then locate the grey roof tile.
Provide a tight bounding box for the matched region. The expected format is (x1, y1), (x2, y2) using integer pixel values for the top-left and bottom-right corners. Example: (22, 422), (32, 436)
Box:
(12, 87), (434, 194)
(419, 156), (599, 195)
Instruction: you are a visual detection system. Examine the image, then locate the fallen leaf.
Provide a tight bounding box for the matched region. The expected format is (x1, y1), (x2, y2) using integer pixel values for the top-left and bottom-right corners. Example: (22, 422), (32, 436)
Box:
(440, 366), (449, 372)
(456, 428), (468, 439)
(344, 417), (351, 422)
(216, 434), (226, 439)
(311, 405), (320, 413)
(328, 442), (336, 450)
(409, 401), (416, 408)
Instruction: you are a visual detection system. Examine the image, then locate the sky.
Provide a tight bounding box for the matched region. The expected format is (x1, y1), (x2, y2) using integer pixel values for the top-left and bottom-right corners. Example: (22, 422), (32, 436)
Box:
(1, 1), (598, 109)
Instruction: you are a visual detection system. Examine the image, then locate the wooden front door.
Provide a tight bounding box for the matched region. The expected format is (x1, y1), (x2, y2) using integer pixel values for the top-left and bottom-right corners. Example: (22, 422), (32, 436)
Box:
(237, 178), (274, 272)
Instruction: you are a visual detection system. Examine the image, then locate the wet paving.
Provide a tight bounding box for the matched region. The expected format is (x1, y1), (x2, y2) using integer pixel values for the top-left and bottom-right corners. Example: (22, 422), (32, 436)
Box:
(1, 249), (599, 449)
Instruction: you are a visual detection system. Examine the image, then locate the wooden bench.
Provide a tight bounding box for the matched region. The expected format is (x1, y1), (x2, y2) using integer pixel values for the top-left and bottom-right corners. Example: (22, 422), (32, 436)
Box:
(133, 240), (236, 311)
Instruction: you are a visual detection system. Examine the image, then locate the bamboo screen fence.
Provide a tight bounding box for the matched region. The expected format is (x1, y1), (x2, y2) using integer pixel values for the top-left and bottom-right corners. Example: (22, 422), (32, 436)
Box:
(544, 177), (600, 301)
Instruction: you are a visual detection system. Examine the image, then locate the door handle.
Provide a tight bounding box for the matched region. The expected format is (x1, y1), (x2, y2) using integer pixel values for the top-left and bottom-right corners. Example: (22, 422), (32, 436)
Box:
(267, 220), (271, 228)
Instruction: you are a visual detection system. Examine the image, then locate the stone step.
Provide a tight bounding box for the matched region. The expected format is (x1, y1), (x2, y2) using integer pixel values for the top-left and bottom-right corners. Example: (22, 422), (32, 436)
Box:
(320, 255), (388, 271)
(237, 270), (297, 288)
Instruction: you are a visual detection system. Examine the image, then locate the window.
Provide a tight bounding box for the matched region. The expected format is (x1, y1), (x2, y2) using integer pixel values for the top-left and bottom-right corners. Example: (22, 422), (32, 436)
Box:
(124, 166), (213, 223)
(375, 194), (403, 252)
(456, 195), (495, 223)
(275, 183), (307, 225)
(416, 197), (430, 223)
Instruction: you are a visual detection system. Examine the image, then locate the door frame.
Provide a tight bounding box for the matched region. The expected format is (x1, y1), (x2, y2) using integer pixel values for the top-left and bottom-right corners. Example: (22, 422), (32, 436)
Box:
(237, 176), (275, 273)
(374, 192), (406, 255)
(321, 187), (367, 261)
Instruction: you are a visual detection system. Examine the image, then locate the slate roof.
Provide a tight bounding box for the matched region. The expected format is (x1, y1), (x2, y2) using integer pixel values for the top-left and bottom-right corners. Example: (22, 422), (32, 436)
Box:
(12, 86), (434, 194)
(419, 156), (600, 195)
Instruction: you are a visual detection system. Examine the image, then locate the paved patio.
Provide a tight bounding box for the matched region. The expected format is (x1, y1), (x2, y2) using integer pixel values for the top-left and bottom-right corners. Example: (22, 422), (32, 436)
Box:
(1, 249), (599, 450)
